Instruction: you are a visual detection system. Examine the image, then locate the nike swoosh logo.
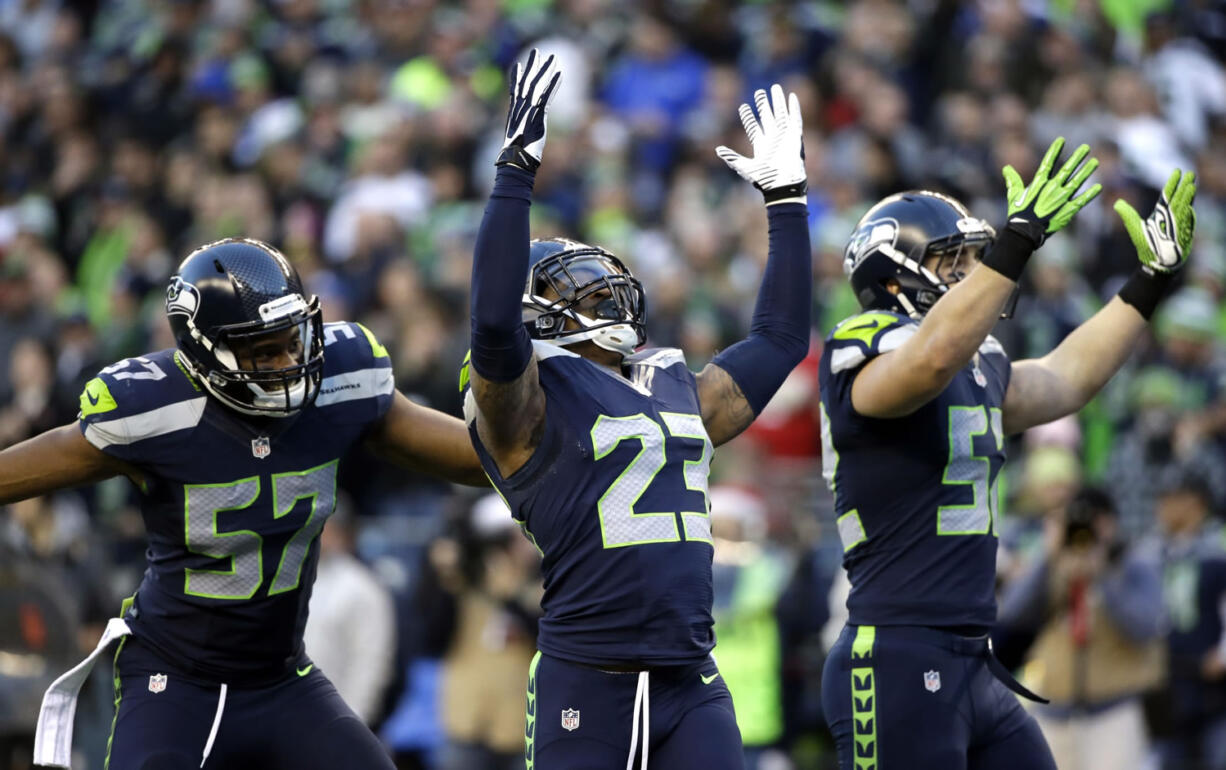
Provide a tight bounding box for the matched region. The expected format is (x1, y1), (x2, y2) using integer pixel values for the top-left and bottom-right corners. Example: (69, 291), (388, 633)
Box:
(1009, 217), (1030, 224)
(700, 672), (719, 685)
(86, 390), (100, 406)
(845, 318), (883, 335)
(296, 664), (314, 677)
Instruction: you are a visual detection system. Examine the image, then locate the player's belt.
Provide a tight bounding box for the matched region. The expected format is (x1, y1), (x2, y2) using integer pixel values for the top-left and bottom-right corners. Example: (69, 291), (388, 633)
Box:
(34, 616), (133, 768)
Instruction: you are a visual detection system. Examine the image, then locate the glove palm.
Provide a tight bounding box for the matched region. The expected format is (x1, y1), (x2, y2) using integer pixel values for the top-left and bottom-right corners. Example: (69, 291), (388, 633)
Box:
(497, 49), (561, 173)
(716, 84), (807, 206)
(1113, 170), (1197, 275)
(1002, 137), (1102, 247)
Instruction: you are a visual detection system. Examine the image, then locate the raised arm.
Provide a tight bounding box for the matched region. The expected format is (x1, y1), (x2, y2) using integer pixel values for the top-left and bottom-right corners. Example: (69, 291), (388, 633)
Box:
(852, 138), (1102, 418)
(0, 424), (133, 504)
(698, 85), (811, 446)
(1003, 169), (1197, 434)
(469, 50), (559, 476)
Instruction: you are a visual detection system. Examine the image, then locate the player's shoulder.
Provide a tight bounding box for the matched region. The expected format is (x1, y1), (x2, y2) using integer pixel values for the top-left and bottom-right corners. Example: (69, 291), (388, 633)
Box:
(624, 347), (687, 371)
(321, 321), (390, 373)
(79, 349), (208, 447)
(978, 334), (1010, 363)
(822, 310), (918, 375)
(316, 321), (394, 408)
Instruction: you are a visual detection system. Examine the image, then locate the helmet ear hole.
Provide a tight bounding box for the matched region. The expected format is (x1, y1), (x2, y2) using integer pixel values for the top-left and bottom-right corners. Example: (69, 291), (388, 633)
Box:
(884, 278), (902, 296)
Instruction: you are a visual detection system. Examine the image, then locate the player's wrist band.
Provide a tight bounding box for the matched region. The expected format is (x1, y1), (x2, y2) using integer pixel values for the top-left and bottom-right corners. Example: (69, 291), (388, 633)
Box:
(1117, 266), (1176, 320)
(496, 145), (541, 173)
(762, 181), (807, 206)
(981, 226), (1034, 282)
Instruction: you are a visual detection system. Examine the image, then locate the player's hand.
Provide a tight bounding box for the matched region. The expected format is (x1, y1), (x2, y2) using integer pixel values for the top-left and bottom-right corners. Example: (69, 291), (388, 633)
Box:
(1001, 137), (1101, 247)
(1114, 169), (1196, 275)
(496, 48), (561, 173)
(716, 84), (807, 206)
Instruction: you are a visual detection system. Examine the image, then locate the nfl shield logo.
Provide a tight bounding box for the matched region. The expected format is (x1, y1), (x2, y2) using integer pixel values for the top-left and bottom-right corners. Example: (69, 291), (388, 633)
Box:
(561, 708), (580, 731)
(148, 673), (168, 694)
(924, 670), (941, 693)
(251, 437), (271, 459)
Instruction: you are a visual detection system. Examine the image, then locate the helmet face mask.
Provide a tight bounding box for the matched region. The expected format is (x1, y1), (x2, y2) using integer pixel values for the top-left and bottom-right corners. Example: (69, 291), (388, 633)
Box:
(206, 308), (323, 415)
(167, 238), (325, 418)
(844, 192), (997, 319)
(523, 240), (647, 356)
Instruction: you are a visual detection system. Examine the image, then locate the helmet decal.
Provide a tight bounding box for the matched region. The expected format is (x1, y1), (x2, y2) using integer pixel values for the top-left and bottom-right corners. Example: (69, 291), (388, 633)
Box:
(845, 218), (900, 274)
(843, 191), (996, 319)
(258, 293), (308, 322)
(165, 277), (201, 319)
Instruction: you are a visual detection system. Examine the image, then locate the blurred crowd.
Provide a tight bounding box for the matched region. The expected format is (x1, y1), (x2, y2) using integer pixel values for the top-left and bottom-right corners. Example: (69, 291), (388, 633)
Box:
(1, 0), (1226, 769)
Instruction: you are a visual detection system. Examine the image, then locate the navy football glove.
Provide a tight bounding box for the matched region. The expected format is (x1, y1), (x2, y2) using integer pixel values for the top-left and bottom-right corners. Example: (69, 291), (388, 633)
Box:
(497, 48), (561, 173)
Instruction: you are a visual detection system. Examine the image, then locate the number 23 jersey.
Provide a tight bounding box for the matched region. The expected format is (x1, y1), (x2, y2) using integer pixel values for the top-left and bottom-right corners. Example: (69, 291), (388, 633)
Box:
(77, 322), (393, 683)
(465, 342), (715, 667)
(819, 311), (1011, 630)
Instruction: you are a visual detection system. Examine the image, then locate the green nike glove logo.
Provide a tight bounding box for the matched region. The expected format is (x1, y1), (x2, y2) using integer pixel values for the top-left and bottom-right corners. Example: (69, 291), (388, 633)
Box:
(700, 672), (719, 685)
(297, 664), (314, 677)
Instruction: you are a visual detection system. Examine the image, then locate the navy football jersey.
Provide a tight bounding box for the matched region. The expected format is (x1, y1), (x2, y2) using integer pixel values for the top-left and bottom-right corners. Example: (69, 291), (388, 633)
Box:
(819, 310), (1011, 630)
(78, 322), (393, 682)
(465, 342), (715, 666)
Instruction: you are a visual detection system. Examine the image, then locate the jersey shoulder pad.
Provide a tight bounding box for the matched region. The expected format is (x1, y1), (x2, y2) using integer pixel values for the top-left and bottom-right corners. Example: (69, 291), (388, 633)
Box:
(532, 339), (581, 362)
(322, 321), (389, 370)
(824, 311), (917, 375)
(978, 334), (1008, 359)
(624, 347), (687, 371)
(79, 350), (207, 451)
(318, 321), (394, 409)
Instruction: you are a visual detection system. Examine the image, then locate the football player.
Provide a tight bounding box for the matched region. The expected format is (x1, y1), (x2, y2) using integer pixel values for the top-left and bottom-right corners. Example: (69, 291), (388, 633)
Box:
(819, 140), (1197, 769)
(463, 51), (810, 769)
(3, 238), (487, 769)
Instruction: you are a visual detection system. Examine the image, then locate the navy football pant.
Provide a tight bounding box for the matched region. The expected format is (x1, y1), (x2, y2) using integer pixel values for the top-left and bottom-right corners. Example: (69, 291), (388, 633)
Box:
(527, 651), (745, 770)
(822, 625), (1056, 770)
(104, 635), (394, 770)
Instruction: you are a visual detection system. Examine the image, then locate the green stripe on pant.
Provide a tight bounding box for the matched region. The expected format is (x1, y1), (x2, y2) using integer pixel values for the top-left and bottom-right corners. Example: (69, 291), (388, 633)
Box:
(851, 625), (877, 770)
(103, 636), (128, 770)
(526, 651), (541, 770)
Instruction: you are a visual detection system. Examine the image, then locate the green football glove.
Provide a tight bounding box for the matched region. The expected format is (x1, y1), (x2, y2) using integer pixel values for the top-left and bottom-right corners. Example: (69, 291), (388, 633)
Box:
(1001, 137), (1102, 247)
(1113, 169), (1197, 275)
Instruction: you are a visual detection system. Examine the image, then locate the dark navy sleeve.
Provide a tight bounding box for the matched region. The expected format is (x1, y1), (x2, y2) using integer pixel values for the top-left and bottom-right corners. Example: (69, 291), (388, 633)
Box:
(711, 203), (812, 414)
(469, 165), (536, 382)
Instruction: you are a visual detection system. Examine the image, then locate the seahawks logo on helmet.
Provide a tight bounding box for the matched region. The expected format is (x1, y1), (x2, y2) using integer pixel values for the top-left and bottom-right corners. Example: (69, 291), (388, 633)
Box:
(165, 277), (200, 319)
(845, 217), (901, 274)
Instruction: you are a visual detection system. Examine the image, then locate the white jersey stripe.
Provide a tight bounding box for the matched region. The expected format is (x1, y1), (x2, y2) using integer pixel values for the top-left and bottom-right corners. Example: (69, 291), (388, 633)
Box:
(315, 366), (394, 407)
(83, 397), (207, 448)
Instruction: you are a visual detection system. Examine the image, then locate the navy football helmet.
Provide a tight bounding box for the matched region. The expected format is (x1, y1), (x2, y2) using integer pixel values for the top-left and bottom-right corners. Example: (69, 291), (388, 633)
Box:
(166, 238), (324, 417)
(522, 238), (646, 355)
(844, 191), (996, 319)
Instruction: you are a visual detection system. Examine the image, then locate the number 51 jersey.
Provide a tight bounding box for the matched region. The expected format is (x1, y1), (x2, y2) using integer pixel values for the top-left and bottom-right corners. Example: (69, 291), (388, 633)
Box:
(77, 322), (393, 683)
(819, 311), (1011, 630)
(464, 342), (716, 666)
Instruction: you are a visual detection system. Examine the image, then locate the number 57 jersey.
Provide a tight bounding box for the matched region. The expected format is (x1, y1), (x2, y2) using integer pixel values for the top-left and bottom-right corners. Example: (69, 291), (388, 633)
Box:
(77, 322), (393, 684)
(465, 342), (716, 666)
(819, 311), (1011, 630)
